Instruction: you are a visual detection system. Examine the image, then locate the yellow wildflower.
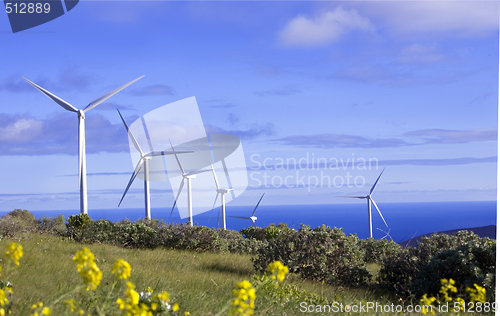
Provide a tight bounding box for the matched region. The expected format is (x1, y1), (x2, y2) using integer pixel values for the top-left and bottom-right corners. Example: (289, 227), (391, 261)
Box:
(111, 259), (131, 280)
(231, 280), (256, 316)
(5, 243), (23, 266)
(266, 261), (289, 282)
(466, 284), (486, 303)
(64, 299), (76, 312)
(73, 248), (102, 290)
(173, 303), (179, 312)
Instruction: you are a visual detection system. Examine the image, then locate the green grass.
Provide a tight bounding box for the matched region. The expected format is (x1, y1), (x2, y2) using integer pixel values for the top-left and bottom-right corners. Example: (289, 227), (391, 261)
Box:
(0, 234), (462, 315)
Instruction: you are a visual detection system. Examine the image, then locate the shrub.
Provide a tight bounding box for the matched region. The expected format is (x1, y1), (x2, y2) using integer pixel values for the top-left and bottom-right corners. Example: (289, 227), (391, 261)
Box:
(377, 230), (494, 298)
(412, 238), (496, 301)
(36, 215), (66, 234)
(0, 209), (37, 237)
(358, 237), (402, 264)
(252, 224), (369, 286)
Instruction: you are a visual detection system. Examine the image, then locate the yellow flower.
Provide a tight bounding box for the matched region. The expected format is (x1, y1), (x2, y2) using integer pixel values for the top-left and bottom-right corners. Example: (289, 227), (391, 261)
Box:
(231, 280), (256, 316)
(184, 312), (191, 316)
(73, 248), (102, 290)
(5, 243), (23, 266)
(466, 284), (486, 303)
(64, 299), (76, 312)
(116, 281), (143, 314)
(41, 307), (51, 315)
(439, 279), (458, 302)
(266, 261), (289, 282)
(156, 291), (170, 302)
(111, 259), (131, 280)
(420, 294), (436, 315)
(173, 303), (179, 312)
(0, 290), (9, 308)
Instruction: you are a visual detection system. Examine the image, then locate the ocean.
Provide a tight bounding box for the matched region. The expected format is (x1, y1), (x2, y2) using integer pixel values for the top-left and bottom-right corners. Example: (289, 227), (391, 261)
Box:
(4, 201), (496, 242)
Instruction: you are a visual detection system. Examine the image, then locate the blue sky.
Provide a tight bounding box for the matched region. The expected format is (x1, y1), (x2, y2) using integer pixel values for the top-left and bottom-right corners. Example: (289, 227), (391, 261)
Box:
(0, 1), (497, 213)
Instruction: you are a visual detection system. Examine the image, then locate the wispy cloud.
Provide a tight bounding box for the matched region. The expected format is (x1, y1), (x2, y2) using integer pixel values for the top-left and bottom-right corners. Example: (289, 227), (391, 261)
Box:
(210, 103), (236, 109)
(247, 156), (496, 171)
(0, 113), (129, 156)
(205, 123), (276, 140)
(366, 1), (499, 36)
(398, 44), (444, 63)
(279, 6), (374, 47)
(2, 67), (95, 93)
(94, 102), (135, 111)
(129, 84), (174, 96)
(271, 134), (409, 149)
(271, 128), (497, 149)
(254, 85), (301, 96)
(380, 156), (497, 166)
(404, 129), (497, 144)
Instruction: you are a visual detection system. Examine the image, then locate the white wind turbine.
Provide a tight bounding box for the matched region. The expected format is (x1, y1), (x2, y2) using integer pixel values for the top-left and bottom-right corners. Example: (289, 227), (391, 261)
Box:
(117, 110), (192, 219)
(168, 140), (210, 226)
(230, 193), (265, 227)
(22, 75), (144, 215)
(340, 168), (388, 238)
(208, 159), (233, 230)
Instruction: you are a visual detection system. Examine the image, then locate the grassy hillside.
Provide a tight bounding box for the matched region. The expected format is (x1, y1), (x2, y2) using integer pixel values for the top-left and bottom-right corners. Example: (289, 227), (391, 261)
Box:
(1, 234), (398, 315)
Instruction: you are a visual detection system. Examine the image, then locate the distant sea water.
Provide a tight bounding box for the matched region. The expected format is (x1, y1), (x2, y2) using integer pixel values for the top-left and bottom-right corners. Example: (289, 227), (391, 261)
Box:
(5, 201), (496, 242)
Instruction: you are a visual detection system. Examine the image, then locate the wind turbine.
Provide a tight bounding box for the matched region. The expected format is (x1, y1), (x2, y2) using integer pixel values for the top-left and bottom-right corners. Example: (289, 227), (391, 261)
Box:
(230, 193), (265, 227)
(116, 110), (192, 219)
(22, 75), (144, 215)
(339, 168), (388, 238)
(208, 159), (233, 230)
(168, 140), (210, 226)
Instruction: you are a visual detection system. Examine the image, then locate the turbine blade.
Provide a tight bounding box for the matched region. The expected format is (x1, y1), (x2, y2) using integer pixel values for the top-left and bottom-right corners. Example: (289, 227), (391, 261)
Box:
(229, 216), (250, 220)
(169, 140), (185, 175)
(338, 196), (367, 199)
(369, 168), (386, 195)
(210, 158), (220, 190)
(371, 198), (388, 227)
(150, 150), (193, 157)
(84, 75), (144, 112)
(141, 116), (154, 153)
(169, 178), (185, 219)
(22, 76), (78, 112)
(117, 109), (143, 155)
(118, 159), (144, 207)
(207, 192), (219, 226)
(252, 193), (265, 217)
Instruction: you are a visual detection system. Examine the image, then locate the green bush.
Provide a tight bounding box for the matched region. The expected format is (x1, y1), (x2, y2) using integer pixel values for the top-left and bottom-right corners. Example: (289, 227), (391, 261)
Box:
(377, 230), (494, 298)
(252, 224), (369, 286)
(7, 209), (35, 222)
(412, 238), (496, 301)
(0, 209), (37, 237)
(358, 238), (402, 264)
(36, 215), (66, 234)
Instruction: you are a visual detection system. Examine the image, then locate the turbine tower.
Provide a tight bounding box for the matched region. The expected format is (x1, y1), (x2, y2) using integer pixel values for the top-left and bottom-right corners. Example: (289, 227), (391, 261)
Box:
(230, 193), (265, 227)
(209, 159), (233, 230)
(116, 110), (192, 219)
(22, 75), (144, 215)
(168, 140), (210, 226)
(340, 168), (388, 238)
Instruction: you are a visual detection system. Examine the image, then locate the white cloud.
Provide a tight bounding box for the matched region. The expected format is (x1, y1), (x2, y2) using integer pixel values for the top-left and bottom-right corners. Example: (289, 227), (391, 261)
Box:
(364, 1), (498, 37)
(398, 44), (444, 63)
(278, 6), (375, 47)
